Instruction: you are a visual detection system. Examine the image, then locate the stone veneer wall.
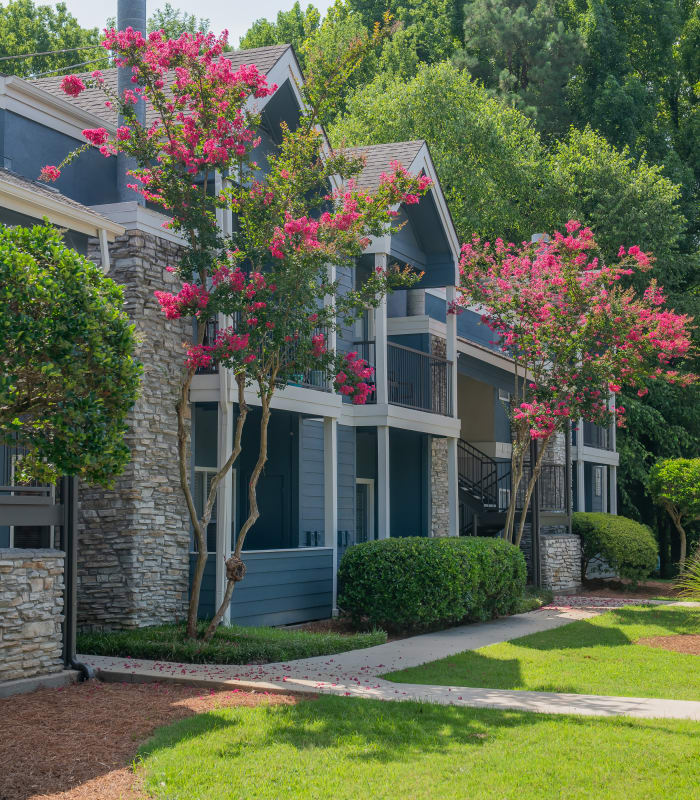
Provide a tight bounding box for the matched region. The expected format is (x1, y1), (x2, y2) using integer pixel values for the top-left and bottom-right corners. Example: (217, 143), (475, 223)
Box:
(78, 229), (191, 630)
(0, 550), (64, 681)
(430, 437), (449, 536)
(429, 334), (451, 537)
(540, 533), (582, 591)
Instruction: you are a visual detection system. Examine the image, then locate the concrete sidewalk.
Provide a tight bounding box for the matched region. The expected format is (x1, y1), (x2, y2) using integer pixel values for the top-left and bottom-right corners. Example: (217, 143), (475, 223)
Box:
(80, 600), (700, 721)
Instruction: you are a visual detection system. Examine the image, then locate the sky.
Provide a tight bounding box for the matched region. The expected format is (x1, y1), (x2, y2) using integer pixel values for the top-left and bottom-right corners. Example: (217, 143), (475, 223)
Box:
(58, 1), (335, 45)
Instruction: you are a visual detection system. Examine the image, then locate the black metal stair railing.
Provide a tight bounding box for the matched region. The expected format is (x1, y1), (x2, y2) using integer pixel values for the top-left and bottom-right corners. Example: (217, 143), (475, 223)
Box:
(457, 439), (499, 509)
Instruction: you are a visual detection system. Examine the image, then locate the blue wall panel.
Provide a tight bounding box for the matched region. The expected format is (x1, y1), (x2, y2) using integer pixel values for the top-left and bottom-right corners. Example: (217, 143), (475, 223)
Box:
(190, 548), (334, 626)
(299, 419), (325, 546)
(337, 425), (356, 557)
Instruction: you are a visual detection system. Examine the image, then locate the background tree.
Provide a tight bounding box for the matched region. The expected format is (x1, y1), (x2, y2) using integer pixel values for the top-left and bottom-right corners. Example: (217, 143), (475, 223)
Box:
(46, 28), (430, 641)
(0, 0), (101, 78)
(239, 1), (321, 68)
(106, 4), (211, 40)
(454, 0), (582, 138)
(649, 458), (700, 568)
(0, 222), (140, 485)
(329, 61), (561, 242)
(457, 222), (695, 544)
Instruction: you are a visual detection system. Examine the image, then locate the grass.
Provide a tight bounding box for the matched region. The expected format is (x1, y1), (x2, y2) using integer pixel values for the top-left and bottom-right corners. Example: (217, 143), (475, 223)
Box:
(136, 695), (700, 799)
(515, 586), (554, 613)
(77, 621), (386, 665)
(386, 605), (700, 700)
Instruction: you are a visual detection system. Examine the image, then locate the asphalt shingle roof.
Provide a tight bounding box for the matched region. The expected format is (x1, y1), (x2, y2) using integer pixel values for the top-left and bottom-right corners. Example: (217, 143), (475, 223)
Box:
(338, 141), (425, 190)
(31, 44), (291, 127)
(0, 167), (113, 220)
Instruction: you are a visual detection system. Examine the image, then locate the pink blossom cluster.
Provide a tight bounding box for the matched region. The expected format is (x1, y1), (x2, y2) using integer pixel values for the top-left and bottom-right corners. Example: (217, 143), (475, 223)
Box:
(154, 283), (209, 319)
(334, 351), (375, 405)
(39, 165), (61, 182)
(60, 74), (86, 96)
(186, 328), (251, 370)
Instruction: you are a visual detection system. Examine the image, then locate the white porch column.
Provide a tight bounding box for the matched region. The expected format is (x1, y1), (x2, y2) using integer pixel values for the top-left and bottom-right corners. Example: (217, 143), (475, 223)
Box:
(377, 424), (391, 538)
(98, 228), (111, 273)
(447, 436), (459, 536)
(576, 458), (585, 513)
(324, 417), (339, 611)
(374, 253), (389, 405)
(609, 465), (618, 515)
(216, 395), (234, 625)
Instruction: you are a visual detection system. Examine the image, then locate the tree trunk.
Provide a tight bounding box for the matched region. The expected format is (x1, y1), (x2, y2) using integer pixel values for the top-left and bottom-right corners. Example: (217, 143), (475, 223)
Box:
(504, 431), (528, 542)
(201, 390), (273, 642)
(670, 511), (687, 572)
(514, 434), (551, 548)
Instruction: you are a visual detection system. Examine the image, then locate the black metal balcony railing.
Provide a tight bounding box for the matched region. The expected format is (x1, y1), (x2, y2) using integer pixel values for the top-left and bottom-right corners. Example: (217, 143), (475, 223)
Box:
(538, 464), (567, 512)
(388, 342), (452, 416)
(582, 421), (612, 450)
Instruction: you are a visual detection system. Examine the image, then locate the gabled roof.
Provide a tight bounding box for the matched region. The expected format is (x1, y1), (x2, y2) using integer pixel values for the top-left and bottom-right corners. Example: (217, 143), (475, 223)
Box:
(339, 141), (425, 191)
(31, 44), (293, 127)
(0, 167), (124, 238)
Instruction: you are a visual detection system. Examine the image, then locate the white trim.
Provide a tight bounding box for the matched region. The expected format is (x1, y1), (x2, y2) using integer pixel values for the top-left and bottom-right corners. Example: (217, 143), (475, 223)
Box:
(457, 337), (516, 374)
(576, 458), (585, 512)
(243, 546), (333, 554)
(471, 441), (512, 460)
(355, 478), (375, 542)
(345, 402), (461, 437)
(374, 253), (389, 406)
(0, 75), (116, 139)
(90, 202), (185, 245)
(579, 447), (619, 466)
(609, 465), (618, 515)
(0, 178), (125, 239)
(216, 401), (235, 625)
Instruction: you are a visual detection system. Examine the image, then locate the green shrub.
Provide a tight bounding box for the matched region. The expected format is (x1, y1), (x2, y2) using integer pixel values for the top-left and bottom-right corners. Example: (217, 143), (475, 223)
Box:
(676, 546), (700, 601)
(337, 537), (526, 632)
(77, 622), (386, 665)
(573, 512), (658, 584)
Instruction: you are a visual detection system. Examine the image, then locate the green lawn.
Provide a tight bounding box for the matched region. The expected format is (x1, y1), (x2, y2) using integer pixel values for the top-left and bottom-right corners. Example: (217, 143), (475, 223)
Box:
(386, 605), (700, 699)
(137, 696), (700, 799)
(77, 622), (386, 665)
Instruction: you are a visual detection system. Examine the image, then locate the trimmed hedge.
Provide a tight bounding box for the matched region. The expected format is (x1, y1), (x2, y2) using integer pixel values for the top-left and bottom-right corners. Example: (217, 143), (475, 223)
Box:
(337, 536), (526, 632)
(573, 512), (658, 584)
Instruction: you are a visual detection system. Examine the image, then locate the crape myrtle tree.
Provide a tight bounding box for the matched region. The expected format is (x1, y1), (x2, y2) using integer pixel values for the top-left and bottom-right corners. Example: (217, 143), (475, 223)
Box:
(42, 26), (430, 641)
(457, 222), (695, 546)
(649, 458), (700, 569)
(0, 223), (140, 485)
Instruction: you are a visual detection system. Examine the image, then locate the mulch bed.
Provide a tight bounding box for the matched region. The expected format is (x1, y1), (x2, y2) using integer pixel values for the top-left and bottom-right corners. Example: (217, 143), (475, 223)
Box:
(637, 635), (700, 656)
(0, 680), (297, 800)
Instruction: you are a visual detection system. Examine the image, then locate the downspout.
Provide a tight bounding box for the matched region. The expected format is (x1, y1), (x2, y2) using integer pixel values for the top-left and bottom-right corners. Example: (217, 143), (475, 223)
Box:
(62, 476), (94, 680)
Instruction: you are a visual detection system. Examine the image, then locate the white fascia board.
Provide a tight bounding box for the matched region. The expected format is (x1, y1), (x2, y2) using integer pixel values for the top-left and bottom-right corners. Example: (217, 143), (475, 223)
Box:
(386, 314), (445, 341)
(0, 75), (115, 139)
(262, 46), (306, 111)
(408, 142), (460, 278)
(342, 402), (461, 437)
(90, 202), (185, 245)
(0, 180), (125, 239)
(577, 447), (620, 466)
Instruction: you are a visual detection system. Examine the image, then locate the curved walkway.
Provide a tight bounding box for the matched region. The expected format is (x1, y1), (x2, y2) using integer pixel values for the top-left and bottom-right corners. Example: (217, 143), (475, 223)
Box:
(81, 599), (700, 722)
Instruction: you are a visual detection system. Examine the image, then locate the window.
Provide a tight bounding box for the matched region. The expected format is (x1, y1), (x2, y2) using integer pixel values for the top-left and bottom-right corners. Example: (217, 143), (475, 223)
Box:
(498, 388), (511, 403)
(594, 466), (603, 497)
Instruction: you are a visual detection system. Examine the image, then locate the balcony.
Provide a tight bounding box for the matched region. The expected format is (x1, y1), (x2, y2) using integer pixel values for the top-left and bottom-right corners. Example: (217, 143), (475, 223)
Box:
(353, 340), (453, 416)
(582, 421), (612, 450)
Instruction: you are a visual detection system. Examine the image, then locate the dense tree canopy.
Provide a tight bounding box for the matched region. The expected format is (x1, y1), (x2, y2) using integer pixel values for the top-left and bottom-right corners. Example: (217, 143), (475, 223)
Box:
(0, 0), (101, 78)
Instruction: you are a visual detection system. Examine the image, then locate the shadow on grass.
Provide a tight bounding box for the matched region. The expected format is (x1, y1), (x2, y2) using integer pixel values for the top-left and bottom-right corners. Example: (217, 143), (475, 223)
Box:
(137, 695), (700, 776)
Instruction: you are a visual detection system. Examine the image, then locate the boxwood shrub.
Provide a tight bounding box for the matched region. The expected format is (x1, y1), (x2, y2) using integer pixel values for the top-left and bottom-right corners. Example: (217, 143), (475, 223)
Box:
(337, 536), (526, 632)
(573, 512), (658, 584)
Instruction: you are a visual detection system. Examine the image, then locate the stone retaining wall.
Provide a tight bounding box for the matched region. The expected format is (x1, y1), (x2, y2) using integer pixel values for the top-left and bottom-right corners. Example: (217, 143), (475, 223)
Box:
(78, 228), (191, 630)
(0, 549), (64, 682)
(540, 533), (581, 591)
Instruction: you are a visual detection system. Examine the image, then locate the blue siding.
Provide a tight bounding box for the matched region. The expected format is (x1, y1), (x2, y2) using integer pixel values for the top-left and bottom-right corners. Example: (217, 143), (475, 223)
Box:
(2, 110), (119, 206)
(426, 292), (447, 323)
(337, 425), (356, 561)
(299, 419), (324, 546)
(390, 428), (429, 536)
(231, 549), (333, 626)
(190, 548), (334, 626)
